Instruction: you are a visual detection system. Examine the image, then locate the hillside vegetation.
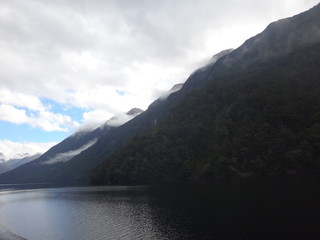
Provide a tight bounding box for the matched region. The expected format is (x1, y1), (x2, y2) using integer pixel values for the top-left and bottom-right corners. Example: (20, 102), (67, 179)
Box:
(91, 42), (320, 185)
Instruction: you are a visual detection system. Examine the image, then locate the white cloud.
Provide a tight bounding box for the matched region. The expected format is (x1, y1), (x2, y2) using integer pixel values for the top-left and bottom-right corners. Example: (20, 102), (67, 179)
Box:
(0, 140), (57, 161)
(80, 109), (113, 131)
(0, 88), (46, 111)
(0, 87), (80, 133)
(43, 139), (97, 164)
(30, 110), (79, 132)
(0, 104), (29, 124)
(0, 0), (319, 136)
(106, 111), (141, 127)
(0, 103), (79, 132)
(78, 107), (143, 132)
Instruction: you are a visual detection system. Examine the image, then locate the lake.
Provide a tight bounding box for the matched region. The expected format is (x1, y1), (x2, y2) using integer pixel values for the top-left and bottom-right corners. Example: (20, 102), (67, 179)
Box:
(0, 175), (320, 240)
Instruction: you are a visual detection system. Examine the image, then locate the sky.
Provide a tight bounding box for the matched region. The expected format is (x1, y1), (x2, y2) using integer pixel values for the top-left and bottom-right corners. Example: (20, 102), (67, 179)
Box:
(0, 0), (319, 161)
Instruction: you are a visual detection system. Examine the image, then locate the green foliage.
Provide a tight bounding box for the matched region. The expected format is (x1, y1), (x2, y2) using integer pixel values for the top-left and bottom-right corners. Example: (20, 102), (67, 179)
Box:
(91, 42), (320, 185)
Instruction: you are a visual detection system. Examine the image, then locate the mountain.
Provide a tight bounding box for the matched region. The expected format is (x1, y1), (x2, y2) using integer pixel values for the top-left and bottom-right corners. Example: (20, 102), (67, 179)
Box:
(3, 5), (320, 186)
(0, 154), (41, 175)
(208, 48), (234, 66)
(126, 108), (144, 116)
(105, 108), (144, 127)
(159, 83), (184, 100)
(0, 108), (143, 184)
(222, 5), (320, 67)
(90, 4), (320, 185)
(0, 59), (221, 186)
(0, 45), (231, 185)
(0, 162), (11, 175)
(6, 153), (42, 169)
(46, 50), (234, 185)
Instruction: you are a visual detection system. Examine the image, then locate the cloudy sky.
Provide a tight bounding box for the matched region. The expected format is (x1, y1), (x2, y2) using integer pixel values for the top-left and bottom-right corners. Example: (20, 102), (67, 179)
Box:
(0, 0), (319, 161)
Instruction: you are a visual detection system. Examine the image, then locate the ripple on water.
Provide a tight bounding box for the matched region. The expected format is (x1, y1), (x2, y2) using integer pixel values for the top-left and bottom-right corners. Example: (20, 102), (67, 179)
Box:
(0, 225), (27, 240)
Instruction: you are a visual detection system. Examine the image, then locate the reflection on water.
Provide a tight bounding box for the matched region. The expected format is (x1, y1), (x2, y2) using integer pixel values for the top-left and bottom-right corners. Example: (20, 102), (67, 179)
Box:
(0, 186), (170, 240)
(0, 175), (320, 240)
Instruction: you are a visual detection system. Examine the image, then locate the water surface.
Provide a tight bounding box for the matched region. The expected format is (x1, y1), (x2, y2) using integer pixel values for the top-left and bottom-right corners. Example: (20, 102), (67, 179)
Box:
(1, 175), (320, 240)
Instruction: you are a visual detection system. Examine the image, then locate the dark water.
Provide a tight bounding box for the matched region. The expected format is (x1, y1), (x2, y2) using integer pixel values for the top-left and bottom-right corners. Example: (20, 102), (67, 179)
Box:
(0, 175), (320, 240)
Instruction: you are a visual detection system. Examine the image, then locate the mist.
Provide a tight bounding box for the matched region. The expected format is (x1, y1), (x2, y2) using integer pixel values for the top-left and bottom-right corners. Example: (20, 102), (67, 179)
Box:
(43, 139), (97, 165)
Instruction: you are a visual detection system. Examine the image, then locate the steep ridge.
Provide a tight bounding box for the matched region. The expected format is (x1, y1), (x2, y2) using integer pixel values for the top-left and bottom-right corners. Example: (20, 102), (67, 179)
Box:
(0, 126), (106, 183)
(0, 162), (11, 175)
(0, 109), (142, 184)
(51, 50), (233, 184)
(7, 154), (42, 169)
(90, 4), (320, 185)
(222, 4), (320, 67)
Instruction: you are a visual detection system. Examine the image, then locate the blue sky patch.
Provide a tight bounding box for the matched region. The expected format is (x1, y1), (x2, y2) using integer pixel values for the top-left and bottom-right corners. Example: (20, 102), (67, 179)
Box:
(116, 89), (128, 96)
(41, 98), (84, 122)
(0, 121), (69, 142)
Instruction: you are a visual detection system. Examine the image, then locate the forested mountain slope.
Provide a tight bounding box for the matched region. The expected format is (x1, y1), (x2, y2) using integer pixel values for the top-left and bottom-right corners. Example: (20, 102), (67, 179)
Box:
(28, 50), (230, 185)
(90, 4), (320, 185)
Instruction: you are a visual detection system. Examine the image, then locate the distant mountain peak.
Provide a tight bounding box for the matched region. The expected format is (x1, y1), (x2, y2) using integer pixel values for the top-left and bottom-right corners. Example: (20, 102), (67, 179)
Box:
(0, 153), (42, 174)
(169, 83), (184, 92)
(105, 108), (144, 127)
(74, 108), (144, 134)
(126, 108), (144, 116)
(210, 49), (234, 64)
